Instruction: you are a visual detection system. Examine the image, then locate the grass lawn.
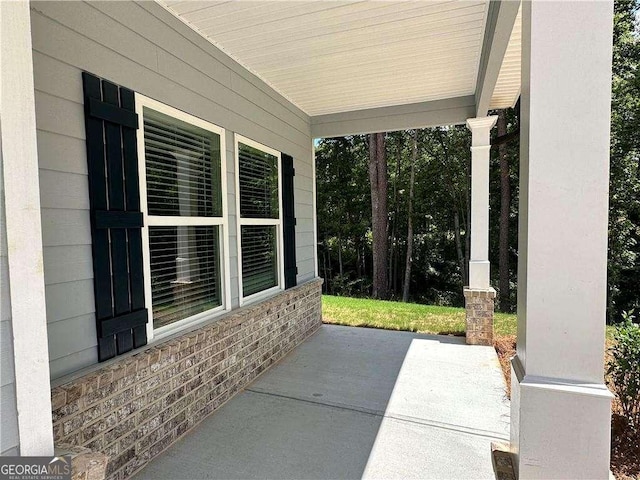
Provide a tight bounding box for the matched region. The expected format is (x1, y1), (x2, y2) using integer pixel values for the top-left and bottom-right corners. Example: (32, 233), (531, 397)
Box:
(322, 294), (517, 336)
(322, 294), (616, 339)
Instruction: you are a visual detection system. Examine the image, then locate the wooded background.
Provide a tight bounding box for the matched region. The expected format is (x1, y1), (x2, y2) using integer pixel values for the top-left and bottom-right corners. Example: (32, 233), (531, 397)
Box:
(316, 0), (639, 320)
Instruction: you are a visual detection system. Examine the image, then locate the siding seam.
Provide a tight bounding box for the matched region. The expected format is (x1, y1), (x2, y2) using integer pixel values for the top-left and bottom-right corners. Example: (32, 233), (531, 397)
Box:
(31, 6), (311, 145)
(133, 1), (309, 124)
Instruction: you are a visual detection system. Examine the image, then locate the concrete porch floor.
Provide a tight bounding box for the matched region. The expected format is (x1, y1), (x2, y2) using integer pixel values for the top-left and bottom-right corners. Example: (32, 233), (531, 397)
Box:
(133, 324), (510, 480)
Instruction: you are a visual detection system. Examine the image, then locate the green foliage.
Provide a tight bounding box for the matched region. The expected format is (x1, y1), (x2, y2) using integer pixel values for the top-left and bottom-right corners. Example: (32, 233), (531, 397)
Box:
(316, 136), (372, 297)
(608, 0), (640, 320)
(316, 127), (482, 305)
(316, 0), (639, 317)
(607, 311), (640, 431)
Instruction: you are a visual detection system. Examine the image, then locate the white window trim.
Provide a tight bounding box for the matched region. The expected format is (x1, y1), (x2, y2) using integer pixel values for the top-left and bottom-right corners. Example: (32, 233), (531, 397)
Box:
(312, 139), (319, 278)
(234, 134), (285, 306)
(135, 94), (232, 342)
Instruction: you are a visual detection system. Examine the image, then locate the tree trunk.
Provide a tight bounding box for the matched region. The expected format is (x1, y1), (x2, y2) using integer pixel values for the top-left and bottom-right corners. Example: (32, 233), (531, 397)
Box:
(454, 210), (467, 285)
(402, 130), (417, 302)
(322, 243), (328, 293)
(393, 141), (402, 296)
(497, 110), (511, 311)
(325, 238), (332, 294)
(338, 236), (343, 276)
(369, 133), (389, 299)
(388, 142), (399, 297)
(464, 156), (471, 286)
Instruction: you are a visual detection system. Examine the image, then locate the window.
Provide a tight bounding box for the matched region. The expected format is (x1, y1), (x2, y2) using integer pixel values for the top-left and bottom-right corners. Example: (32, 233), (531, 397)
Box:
(235, 136), (284, 303)
(136, 95), (230, 338)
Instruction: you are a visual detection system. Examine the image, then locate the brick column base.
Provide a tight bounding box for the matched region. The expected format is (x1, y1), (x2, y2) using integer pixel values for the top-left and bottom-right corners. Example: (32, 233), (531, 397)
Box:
(55, 444), (108, 480)
(463, 287), (496, 346)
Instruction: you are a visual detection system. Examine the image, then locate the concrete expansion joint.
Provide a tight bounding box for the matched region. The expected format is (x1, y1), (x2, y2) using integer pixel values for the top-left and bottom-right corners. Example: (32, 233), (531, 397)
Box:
(245, 388), (509, 442)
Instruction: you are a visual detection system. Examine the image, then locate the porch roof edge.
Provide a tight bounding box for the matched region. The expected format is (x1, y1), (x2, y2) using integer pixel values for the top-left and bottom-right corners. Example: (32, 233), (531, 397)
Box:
(475, 0), (521, 117)
(310, 95), (476, 138)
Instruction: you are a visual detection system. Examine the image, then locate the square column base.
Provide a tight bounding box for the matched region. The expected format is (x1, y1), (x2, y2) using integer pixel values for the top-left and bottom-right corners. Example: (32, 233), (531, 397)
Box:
(510, 356), (613, 479)
(463, 287), (495, 346)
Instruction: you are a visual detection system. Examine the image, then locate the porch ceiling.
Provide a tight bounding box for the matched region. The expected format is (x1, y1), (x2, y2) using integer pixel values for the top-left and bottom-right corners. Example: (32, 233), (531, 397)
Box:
(159, 1), (521, 119)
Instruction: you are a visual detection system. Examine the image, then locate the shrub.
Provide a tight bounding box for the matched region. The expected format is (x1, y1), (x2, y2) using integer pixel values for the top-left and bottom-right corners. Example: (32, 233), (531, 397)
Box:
(607, 311), (640, 432)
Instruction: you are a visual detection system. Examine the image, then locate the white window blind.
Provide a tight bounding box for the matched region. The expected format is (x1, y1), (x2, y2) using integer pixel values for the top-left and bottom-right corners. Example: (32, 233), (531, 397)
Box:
(144, 108), (222, 217)
(237, 139), (282, 301)
(149, 226), (221, 328)
(140, 102), (226, 333)
(241, 225), (277, 297)
(238, 143), (278, 219)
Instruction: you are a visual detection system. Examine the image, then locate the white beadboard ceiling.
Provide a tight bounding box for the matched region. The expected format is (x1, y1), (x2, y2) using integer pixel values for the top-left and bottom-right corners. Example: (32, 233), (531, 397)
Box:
(489, 4), (521, 110)
(160, 1), (520, 117)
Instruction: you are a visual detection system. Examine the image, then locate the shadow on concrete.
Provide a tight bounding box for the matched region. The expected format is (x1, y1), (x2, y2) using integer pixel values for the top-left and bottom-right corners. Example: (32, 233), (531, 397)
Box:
(133, 324), (509, 480)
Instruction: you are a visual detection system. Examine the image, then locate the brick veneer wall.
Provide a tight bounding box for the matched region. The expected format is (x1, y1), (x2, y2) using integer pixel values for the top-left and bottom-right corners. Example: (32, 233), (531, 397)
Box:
(463, 287), (496, 346)
(50, 279), (323, 480)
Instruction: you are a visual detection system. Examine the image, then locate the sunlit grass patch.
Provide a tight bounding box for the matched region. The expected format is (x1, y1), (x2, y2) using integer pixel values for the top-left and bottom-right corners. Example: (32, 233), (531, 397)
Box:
(322, 295), (517, 336)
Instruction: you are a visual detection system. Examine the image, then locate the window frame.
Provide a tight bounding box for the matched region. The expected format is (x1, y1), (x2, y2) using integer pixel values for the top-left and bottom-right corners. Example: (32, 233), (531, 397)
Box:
(234, 134), (285, 306)
(135, 94), (231, 342)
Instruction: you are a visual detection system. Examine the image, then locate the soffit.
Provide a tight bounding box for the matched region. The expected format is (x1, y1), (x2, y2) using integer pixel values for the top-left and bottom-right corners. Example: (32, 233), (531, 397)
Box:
(489, 4), (521, 110)
(160, 1), (520, 117)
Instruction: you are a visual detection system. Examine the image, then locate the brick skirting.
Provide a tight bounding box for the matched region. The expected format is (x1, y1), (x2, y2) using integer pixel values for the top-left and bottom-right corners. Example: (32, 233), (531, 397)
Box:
(463, 287), (495, 346)
(50, 279), (323, 480)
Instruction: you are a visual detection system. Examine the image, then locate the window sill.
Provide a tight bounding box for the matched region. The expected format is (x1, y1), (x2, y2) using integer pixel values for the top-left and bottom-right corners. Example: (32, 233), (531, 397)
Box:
(240, 285), (283, 307)
(152, 303), (228, 343)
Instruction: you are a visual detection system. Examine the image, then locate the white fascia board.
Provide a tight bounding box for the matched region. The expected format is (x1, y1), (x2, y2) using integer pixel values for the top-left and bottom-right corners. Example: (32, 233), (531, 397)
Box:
(475, 0), (520, 117)
(310, 95), (476, 138)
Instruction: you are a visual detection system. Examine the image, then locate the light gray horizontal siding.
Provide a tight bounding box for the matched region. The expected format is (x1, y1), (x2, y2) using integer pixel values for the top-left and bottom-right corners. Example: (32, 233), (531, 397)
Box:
(225, 132), (240, 308)
(30, 2), (311, 158)
(0, 321), (15, 388)
(0, 147), (19, 455)
(45, 280), (95, 325)
(297, 259), (317, 284)
(47, 314), (97, 361)
(1, 447), (19, 457)
(297, 232), (317, 251)
(296, 245), (316, 262)
(39, 170), (89, 211)
(96, 1), (308, 127)
(31, 0), (314, 379)
(43, 246), (93, 286)
(0, 384), (19, 455)
(293, 157), (314, 178)
(0, 260), (10, 324)
(49, 347), (98, 381)
(293, 161), (317, 280)
(41, 209), (91, 247)
(295, 203), (314, 220)
(36, 131), (87, 175)
(34, 91), (85, 140)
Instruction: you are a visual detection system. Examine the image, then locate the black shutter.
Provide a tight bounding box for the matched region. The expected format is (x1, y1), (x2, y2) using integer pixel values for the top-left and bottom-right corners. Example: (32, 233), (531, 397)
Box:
(282, 154), (297, 289)
(82, 72), (148, 362)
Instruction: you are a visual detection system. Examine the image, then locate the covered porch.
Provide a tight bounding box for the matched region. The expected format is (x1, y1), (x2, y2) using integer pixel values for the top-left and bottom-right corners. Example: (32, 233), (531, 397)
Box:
(0, 1), (615, 478)
(132, 324), (510, 480)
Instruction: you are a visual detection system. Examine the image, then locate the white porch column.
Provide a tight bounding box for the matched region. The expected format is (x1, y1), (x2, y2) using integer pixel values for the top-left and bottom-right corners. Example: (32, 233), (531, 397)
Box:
(0, 1), (54, 455)
(466, 116), (497, 289)
(511, 2), (614, 478)
(464, 116), (497, 346)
